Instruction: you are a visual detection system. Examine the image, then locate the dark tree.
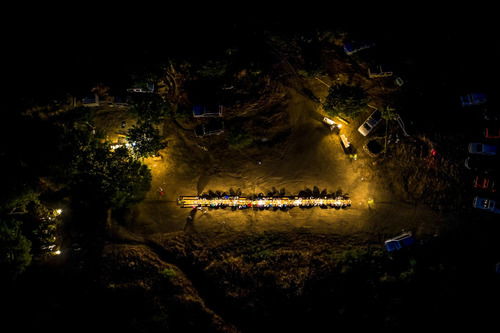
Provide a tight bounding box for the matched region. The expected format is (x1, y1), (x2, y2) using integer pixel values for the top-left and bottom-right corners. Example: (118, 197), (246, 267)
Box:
(228, 130), (253, 150)
(298, 36), (324, 78)
(127, 122), (167, 158)
(322, 84), (368, 118)
(0, 218), (32, 279)
(20, 202), (60, 258)
(129, 94), (171, 123)
(70, 144), (152, 210)
(196, 59), (229, 79)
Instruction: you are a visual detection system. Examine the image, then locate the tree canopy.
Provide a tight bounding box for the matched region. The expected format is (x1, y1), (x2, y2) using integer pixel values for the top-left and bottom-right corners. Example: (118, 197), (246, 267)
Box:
(227, 130), (253, 150)
(0, 218), (32, 279)
(322, 84), (368, 118)
(127, 122), (167, 158)
(67, 130), (152, 209)
(128, 94), (171, 123)
(0, 116), (153, 279)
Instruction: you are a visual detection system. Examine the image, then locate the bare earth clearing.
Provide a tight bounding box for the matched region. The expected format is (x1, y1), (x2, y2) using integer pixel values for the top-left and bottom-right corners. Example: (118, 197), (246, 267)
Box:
(113, 79), (445, 242)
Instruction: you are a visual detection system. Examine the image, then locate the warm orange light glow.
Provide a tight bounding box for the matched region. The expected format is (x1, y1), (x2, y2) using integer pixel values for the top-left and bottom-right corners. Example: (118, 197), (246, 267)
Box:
(178, 196), (352, 209)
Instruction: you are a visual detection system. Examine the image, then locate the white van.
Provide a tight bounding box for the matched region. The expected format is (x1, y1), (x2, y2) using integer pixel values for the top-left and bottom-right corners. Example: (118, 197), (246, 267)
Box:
(358, 110), (382, 136)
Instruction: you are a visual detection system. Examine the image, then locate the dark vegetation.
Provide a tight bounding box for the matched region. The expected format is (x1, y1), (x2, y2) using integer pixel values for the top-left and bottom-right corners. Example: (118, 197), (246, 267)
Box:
(2, 11), (500, 333)
(128, 94), (171, 123)
(7, 229), (498, 332)
(323, 84), (368, 118)
(127, 122), (167, 158)
(0, 113), (152, 279)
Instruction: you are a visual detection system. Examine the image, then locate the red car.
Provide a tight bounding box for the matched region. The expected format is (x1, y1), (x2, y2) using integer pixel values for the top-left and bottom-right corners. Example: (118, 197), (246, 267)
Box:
(484, 127), (500, 139)
(474, 176), (496, 192)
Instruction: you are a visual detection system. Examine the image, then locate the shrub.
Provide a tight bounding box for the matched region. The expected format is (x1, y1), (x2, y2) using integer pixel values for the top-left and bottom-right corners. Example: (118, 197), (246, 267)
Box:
(322, 84), (367, 118)
(228, 131), (253, 150)
(160, 268), (177, 279)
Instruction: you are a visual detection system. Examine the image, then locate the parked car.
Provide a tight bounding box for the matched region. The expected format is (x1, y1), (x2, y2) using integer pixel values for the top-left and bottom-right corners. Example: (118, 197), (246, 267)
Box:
(460, 93), (487, 107)
(358, 110), (382, 136)
(473, 176), (496, 192)
(194, 119), (224, 137)
(322, 116), (342, 130)
(465, 156), (500, 172)
(484, 126), (500, 139)
(483, 110), (500, 121)
(385, 232), (415, 252)
(472, 196), (499, 213)
(468, 143), (497, 155)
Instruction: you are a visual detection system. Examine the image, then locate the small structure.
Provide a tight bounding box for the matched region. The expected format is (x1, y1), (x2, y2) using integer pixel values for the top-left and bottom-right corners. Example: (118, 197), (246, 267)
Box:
(343, 40), (375, 55)
(127, 82), (155, 94)
(112, 95), (130, 107)
(81, 94), (100, 107)
(368, 65), (393, 78)
(395, 77), (405, 87)
(195, 119), (224, 137)
(385, 232), (415, 252)
(193, 105), (223, 117)
(460, 93), (487, 107)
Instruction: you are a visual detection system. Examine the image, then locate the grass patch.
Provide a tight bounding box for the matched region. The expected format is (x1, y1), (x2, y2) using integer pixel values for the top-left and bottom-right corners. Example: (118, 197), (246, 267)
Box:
(228, 130), (254, 150)
(160, 268), (177, 279)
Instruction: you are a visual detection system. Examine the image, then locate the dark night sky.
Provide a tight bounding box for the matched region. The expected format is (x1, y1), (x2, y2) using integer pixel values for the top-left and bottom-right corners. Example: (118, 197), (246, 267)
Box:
(3, 4), (498, 111)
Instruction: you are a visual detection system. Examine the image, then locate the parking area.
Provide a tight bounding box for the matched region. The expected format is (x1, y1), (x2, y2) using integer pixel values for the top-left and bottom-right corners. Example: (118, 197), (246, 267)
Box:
(460, 95), (500, 214)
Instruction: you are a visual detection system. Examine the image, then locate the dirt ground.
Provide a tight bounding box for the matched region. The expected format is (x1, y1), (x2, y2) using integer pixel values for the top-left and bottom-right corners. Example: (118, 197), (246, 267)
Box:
(123, 77), (444, 242)
(88, 40), (446, 244)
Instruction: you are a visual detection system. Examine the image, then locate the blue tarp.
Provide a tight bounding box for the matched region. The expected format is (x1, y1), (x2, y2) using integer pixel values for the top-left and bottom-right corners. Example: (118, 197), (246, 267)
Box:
(385, 234), (415, 252)
(193, 105), (205, 116)
(343, 41), (375, 55)
(385, 241), (401, 252)
(401, 236), (415, 247)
